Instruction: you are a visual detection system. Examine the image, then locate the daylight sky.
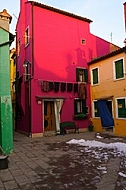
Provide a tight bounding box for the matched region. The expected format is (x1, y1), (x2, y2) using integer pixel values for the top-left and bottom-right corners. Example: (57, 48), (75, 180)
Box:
(1, 0), (126, 48)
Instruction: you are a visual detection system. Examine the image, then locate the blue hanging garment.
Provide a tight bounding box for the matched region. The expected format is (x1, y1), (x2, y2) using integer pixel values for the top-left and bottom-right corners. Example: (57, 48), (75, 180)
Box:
(98, 100), (114, 128)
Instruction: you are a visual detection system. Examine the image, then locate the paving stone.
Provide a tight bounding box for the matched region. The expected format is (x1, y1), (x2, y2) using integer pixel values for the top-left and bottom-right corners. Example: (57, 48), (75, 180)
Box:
(0, 132), (126, 189)
(0, 179), (4, 188)
(3, 180), (19, 190)
(10, 169), (23, 177)
(0, 172), (14, 182)
(14, 175), (30, 185)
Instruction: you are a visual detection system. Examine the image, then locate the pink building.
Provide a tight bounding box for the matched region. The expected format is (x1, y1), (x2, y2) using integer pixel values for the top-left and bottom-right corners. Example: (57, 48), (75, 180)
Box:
(16, 0), (117, 137)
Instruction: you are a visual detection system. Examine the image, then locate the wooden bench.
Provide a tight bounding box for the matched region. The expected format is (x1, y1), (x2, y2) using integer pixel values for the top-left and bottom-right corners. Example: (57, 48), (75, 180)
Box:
(60, 121), (79, 135)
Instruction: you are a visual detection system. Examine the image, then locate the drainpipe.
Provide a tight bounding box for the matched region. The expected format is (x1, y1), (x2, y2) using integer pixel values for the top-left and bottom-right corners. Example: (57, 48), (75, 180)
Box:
(0, 40), (14, 47)
(31, 2), (34, 78)
(28, 2), (34, 137)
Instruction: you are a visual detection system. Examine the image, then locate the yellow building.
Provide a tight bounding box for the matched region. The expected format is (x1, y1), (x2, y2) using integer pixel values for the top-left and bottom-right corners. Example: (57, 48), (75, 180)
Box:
(88, 47), (126, 136)
(10, 48), (16, 129)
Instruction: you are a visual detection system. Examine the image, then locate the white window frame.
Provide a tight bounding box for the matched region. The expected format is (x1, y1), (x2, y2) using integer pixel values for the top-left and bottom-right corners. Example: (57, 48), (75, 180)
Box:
(113, 57), (125, 81)
(92, 100), (100, 118)
(91, 67), (99, 86)
(115, 97), (126, 119)
(76, 67), (88, 83)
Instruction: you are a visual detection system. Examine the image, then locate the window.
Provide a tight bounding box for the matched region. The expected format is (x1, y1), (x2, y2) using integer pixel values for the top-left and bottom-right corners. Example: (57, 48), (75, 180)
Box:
(17, 40), (20, 56)
(74, 99), (86, 115)
(93, 101), (100, 118)
(116, 98), (126, 118)
(24, 61), (31, 81)
(81, 39), (86, 45)
(91, 67), (98, 85)
(114, 58), (124, 80)
(25, 27), (30, 46)
(76, 68), (88, 82)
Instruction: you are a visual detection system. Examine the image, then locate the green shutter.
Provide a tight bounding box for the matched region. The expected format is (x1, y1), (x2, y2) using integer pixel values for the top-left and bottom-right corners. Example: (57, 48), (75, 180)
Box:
(82, 99), (86, 114)
(76, 68), (79, 82)
(93, 68), (98, 84)
(84, 69), (88, 82)
(94, 101), (100, 117)
(74, 99), (77, 114)
(117, 99), (126, 118)
(115, 59), (124, 79)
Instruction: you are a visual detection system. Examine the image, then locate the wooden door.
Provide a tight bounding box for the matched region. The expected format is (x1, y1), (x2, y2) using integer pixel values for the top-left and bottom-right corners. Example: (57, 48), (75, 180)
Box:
(44, 101), (55, 131)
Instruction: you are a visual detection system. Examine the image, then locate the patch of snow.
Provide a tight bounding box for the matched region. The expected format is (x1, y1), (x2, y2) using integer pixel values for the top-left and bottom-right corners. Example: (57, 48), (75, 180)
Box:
(118, 172), (126, 178)
(66, 139), (126, 155)
(96, 135), (103, 139)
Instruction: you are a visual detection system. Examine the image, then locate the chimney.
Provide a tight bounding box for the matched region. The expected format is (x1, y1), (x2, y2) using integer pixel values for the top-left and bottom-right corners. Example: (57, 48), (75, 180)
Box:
(0, 9), (12, 31)
(124, 2), (126, 32)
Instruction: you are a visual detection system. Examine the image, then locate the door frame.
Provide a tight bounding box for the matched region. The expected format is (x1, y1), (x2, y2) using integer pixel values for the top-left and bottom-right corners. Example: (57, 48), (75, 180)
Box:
(42, 98), (64, 134)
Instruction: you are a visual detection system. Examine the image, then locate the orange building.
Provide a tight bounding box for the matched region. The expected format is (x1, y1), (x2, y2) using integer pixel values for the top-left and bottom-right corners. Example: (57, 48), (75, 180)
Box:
(88, 47), (126, 136)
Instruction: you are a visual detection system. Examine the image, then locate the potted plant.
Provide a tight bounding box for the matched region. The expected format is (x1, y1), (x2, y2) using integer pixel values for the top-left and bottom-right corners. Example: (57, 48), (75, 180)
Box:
(88, 118), (94, 132)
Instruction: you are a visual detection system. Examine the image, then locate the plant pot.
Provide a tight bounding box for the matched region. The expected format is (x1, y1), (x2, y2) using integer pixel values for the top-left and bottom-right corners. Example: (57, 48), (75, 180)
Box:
(0, 155), (8, 169)
(88, 125), (94, 132)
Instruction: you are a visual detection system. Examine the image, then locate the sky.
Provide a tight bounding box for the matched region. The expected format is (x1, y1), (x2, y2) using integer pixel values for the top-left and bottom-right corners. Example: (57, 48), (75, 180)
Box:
(0, 0), (126, 48)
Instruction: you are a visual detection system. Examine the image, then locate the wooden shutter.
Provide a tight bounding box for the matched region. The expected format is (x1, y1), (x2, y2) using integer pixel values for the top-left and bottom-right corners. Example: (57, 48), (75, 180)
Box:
(117, 99), (126, 118)
(115, 59), (124, 79)
(93, 68), (98, 84)
(94, 101), (100, 117)
(84, 69), (88, 82)
(76, 68), (79, 82)
(82, 99), (86, 114)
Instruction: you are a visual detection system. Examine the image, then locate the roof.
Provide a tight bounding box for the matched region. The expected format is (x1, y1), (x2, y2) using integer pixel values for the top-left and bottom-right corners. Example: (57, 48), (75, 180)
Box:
(28, 1), (92, 23)
(88, 46), (126, 65)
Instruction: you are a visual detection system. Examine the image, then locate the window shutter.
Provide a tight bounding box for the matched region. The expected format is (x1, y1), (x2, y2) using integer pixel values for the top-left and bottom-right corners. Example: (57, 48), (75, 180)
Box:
(94, 101), (100, 117)
(74, 99), (77, 114)
(117, 99), (126, 118)
(84, 69), (88, 82)
(76, 68), (79, 82)
(82, 99), (86, 114)
(93, 68), (98, 84)
(115, 59), (124, 79)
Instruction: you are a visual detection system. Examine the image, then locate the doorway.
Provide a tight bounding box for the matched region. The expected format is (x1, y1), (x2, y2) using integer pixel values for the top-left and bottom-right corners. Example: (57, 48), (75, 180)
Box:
(44, 101), (56, 131)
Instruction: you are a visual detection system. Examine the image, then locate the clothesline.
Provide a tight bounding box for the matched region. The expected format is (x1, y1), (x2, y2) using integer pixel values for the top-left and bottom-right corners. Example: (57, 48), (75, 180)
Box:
(34, 78), (86, 84)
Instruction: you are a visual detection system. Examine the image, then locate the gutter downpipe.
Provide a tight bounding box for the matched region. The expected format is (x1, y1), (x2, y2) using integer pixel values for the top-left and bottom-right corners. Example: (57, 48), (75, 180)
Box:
(28, 2), (34, 137)
(0, 40), (14, 47)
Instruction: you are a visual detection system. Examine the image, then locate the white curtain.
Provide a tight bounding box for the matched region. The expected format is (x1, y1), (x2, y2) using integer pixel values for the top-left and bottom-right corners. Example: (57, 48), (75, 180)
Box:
(54, 99), (64, 134)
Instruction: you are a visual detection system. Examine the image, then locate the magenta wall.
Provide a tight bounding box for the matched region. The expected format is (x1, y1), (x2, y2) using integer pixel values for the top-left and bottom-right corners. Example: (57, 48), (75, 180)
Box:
(17, 2), (111, 135)
(31, 6), (92, 134)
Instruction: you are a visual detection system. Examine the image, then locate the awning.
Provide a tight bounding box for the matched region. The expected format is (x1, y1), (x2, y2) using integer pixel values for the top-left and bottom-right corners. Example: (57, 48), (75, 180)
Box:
(36, 96), (66, 101)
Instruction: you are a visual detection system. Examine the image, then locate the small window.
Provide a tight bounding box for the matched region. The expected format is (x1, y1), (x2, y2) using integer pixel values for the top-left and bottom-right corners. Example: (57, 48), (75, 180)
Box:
(76, 68), (88, 82)
(93, 101), (100, 118)
(74, 99), (86, 115)
(25, 27), (30, 46)
(81, 39), (86, 45)
(116, 98), (126, 118)
(114, 59), (124, 80)
(17, 40), (20, 56)
(91, 67), (98, 85)
(24, 61), (31, 81)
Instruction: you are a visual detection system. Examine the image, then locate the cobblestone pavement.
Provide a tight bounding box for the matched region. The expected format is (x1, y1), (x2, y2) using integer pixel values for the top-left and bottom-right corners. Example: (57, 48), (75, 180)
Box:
(0, 132), (126, 190)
